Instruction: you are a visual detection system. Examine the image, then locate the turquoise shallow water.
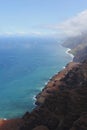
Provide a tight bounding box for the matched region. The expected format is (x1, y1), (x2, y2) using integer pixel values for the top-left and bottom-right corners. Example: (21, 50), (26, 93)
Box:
(0, 36), (72, 119)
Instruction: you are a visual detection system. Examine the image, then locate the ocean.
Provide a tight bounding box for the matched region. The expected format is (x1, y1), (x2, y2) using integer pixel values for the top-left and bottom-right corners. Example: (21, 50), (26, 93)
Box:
(0, 36), (72, 119)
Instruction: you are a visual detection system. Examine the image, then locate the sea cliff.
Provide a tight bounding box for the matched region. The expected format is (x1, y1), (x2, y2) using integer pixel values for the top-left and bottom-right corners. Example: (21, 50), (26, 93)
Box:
(0, 34), (87, 130)
(62, 33), (87, 62)
(20, 60), (87, 130)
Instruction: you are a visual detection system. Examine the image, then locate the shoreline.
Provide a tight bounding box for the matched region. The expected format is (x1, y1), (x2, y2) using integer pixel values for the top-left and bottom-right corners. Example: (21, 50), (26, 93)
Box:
(66, 48), (74, 60)
(0, 43), (86, 130)
(0, 45), (74, 121)
(60, 44), (74, 60)
(35, 45), (76, 105)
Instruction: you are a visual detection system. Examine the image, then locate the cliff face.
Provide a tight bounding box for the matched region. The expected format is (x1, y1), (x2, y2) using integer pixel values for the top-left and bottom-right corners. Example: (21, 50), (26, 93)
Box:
(19, 34), (87, 130)
(73, 46), (87, 62)
(63, 33), (87, 62)
(0, 36), (87, 130)
(20, 60), (87, 130)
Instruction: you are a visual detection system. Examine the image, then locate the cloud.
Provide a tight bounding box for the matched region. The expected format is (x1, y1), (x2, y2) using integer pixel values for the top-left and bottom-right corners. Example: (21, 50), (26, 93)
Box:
(47, 10), (87, 37)
(0, 31), (43, 37)
(2, 10), (87, 38)
(30, 31), (42, 36)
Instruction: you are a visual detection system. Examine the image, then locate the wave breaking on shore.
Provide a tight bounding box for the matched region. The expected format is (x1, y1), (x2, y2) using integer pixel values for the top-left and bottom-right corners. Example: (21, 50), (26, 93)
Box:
(66, 48), (74, 59)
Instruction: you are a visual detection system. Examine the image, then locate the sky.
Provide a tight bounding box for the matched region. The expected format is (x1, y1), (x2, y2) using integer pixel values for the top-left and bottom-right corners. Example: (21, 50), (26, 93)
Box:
(0, 0), (87, 37)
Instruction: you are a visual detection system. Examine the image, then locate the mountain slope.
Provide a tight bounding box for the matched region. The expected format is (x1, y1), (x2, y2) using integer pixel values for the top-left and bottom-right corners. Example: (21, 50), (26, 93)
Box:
(20, 60), (87, 130)
(0, 35), (87, 130)
(63, 33), (87, 62)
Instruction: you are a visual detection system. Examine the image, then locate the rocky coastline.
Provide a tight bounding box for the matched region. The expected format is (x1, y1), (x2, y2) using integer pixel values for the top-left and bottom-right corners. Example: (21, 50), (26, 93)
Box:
(0, 36), (87, 130)
(20, 59), (87, 130)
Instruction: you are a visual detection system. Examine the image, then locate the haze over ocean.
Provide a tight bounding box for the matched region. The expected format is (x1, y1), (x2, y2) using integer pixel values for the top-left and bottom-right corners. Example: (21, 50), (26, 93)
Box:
(0, 36), (72, 119)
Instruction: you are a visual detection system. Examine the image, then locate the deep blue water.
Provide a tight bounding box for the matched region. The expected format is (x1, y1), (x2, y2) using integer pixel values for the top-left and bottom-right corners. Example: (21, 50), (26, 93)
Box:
(0, 36), (72, 119)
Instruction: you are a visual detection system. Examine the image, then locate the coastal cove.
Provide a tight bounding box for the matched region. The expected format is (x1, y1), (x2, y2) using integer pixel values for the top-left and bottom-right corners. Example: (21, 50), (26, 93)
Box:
(0, 37), (72, 119)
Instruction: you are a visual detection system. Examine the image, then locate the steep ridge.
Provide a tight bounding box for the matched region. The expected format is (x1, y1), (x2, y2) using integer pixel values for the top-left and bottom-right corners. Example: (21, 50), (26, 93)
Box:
(19, 34), (87, 130)
(19, 60), (87, 130)
(0, 36), (87, 130)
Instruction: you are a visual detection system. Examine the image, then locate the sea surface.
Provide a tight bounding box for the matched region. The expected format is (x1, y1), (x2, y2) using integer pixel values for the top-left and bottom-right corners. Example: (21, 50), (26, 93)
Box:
(0, 36), (72, 119)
